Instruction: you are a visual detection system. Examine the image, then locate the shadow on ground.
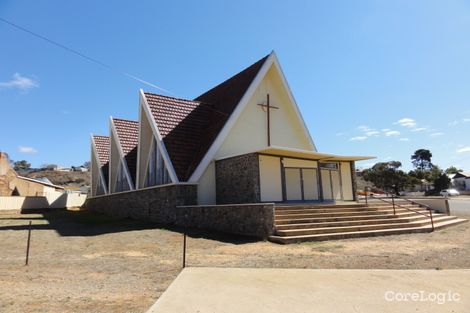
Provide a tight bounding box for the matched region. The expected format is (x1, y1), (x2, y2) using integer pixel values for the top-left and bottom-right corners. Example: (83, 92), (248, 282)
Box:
(0, 210), (260, 244)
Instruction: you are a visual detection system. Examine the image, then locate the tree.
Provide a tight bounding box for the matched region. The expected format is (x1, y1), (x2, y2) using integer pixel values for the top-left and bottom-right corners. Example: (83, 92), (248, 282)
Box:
(411, 149), (433, 171)
(445, 166), (463, 175)
(362, 161), (409, 195)
(13, 160), (31, 172)
(433, 173), (451, 194)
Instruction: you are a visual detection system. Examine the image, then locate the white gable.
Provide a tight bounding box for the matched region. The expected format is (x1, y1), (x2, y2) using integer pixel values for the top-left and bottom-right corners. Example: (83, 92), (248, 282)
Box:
(215, 60), (315, 159)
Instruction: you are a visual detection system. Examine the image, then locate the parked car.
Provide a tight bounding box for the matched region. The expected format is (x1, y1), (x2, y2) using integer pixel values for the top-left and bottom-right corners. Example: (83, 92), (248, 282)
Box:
(440, 189), (460, 197)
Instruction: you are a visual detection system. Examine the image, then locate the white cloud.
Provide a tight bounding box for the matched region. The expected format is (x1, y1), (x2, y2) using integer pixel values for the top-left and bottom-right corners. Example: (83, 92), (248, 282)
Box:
(457, 147), (470, 153)
(350, 136), (367, 141)
(430, 132), (444, 136)
(395, 118), (416, 128)
(365, 130), (380, 137)
(449, 120), (459, 126)
(0, 73), (39, 91)
(384, 130), (400, 136)
(18, 146), (37, 154)
(463, 118), (470, 123)
(381, 128), (390, 132)
(399, 138), (409, 141)
(411, 127), (427, 132)
(357, 125), (373, 132)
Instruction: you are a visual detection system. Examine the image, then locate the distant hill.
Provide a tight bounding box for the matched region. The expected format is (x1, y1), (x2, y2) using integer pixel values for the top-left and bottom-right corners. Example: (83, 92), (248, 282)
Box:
(24, 170), (90, 189)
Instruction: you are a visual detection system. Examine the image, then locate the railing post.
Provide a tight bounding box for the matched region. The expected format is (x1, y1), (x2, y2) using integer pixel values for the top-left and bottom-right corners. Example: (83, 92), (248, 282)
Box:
(429, 210), (434, 232)
(365, 187), (368, 206)
(391, 194), (396, 215)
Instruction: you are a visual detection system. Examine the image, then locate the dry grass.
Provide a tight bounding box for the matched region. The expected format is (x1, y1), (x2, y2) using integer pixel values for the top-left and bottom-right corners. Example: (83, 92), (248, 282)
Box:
(0, 210), (468, 313)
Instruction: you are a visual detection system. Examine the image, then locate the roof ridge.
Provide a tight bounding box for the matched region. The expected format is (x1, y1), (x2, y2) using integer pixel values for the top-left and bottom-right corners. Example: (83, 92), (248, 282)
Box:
(144, 92), (200, 104)
(112, 117), (139, 124)
(194, 53), (270, 102)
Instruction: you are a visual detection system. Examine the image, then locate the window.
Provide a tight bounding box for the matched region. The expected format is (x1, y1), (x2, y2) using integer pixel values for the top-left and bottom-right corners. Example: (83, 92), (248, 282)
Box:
(115, 162), (130, 192)
(145, 137), (171, 187)
(319, 162), (339, 170)
(96, 175), (105, 195)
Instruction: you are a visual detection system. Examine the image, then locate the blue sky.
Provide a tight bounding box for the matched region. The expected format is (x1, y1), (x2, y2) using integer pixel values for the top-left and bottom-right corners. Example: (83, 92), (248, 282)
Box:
(1, 0), (469, 171)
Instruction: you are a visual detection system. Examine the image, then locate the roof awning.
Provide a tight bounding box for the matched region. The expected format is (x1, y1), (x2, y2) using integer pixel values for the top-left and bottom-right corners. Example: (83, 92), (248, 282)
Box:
(255, 146), (375, 162)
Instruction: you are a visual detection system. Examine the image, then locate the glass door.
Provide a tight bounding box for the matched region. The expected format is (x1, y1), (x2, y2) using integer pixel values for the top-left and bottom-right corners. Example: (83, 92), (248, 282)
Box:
(285, 168), (302, 201)
(284, 167), (319, 201)
(302, 168), (319, 200)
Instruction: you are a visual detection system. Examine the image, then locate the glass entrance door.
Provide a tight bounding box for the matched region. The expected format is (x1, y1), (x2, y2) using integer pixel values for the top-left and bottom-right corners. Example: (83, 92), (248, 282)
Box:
(285, 168), (302, 201)
(284, 168), (319, 201)
(321, 168), (342, 201)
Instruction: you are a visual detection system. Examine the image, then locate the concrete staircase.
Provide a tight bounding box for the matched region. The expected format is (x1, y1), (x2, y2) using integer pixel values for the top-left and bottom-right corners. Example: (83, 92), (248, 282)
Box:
(269, 201), (467, 244)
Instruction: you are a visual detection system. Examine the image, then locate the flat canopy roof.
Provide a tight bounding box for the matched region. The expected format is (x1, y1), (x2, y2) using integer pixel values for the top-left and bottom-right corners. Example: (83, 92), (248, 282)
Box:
(256, 146), (375, 162)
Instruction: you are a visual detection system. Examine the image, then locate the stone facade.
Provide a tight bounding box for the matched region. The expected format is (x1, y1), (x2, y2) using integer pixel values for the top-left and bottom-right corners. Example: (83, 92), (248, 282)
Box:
(216, 153), (260, 204)
(82, 183), (197, 224)
(175, 203), (275, 239)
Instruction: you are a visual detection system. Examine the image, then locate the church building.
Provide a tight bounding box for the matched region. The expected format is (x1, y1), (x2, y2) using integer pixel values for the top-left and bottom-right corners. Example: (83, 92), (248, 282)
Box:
(87, 52), (466, 242)
(91, 51), (372, 204)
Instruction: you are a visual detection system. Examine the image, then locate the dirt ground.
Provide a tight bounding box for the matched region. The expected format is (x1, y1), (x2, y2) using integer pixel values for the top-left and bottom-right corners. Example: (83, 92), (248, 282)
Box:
(0, 210), (469, 313)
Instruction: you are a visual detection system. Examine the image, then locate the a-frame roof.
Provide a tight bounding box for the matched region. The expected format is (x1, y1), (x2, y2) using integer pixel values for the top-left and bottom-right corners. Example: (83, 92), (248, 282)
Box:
(92, 135), (110, 166)
(111, 118), (139, 185)
(92, 135), (110, 184)
(143, 54), (269, 181)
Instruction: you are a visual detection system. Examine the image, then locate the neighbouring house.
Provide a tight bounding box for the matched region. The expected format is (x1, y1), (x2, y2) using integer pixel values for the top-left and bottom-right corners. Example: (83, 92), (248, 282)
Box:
(0, 152), (87, 211)
(452, 172), (470, 191)
(72, 166), (89, 172)
(0, 152), (64, 197)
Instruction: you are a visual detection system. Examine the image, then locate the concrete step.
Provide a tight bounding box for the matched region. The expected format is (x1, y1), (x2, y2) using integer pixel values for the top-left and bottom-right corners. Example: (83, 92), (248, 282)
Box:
(269, 218), (468, 244)
(275, 211), (425, 225)
(275, 214), (443, 230)
(274, 206), (422, 215)
(274, 216), (457, 236)
(275, 203), (416, 211)
(275, 208), (430, 220)
(275, 204), (367, 210)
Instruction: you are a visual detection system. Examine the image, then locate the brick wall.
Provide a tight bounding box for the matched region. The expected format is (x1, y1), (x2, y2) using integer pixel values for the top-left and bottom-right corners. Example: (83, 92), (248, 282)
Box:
(215, 153), (260, 204)
(82, 183), (197, 224)
(175, 203), (275, 239)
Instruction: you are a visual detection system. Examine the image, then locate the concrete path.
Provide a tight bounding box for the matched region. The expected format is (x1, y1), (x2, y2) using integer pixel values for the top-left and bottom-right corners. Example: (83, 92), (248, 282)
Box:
(147, 268), (470, 313)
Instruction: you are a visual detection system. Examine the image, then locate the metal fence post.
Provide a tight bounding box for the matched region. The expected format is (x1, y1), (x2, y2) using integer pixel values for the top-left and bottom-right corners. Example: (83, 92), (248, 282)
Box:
(25, 221), (32, 266)
(391, 194), (396, 215)
(182, 230), (187, 268)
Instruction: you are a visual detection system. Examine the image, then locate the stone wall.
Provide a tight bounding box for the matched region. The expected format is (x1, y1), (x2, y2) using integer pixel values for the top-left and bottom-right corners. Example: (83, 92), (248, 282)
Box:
(175, 203), (275, 239)
(216, 153), (260, 204)
(82, 184), (197, 224)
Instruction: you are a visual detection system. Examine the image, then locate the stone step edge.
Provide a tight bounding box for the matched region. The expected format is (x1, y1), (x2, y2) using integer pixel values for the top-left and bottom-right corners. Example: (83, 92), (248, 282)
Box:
(275, 214), (449, 229)
(269, 219), (468, 244)
(275, 216), (458, 236)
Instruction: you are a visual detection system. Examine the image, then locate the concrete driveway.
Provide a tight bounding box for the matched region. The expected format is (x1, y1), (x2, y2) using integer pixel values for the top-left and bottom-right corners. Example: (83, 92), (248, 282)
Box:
(146, 268), (469, 313)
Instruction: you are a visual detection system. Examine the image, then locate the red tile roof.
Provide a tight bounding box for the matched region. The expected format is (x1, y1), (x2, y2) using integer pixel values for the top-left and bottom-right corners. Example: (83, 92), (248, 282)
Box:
(144, 54), (269, 181)
(92, 135), (110, 166)
(92, 135), (110, 185)
(112, 118), (139, 185)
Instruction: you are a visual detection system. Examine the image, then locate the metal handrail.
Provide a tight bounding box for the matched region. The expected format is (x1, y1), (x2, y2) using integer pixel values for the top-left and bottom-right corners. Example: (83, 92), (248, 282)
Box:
(362, 187), (434, 231)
